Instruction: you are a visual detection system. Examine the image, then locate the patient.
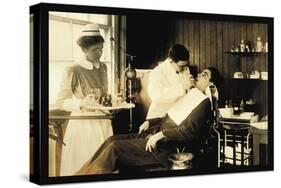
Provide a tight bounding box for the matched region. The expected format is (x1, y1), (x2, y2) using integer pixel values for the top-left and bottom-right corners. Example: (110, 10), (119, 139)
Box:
(76, 71), (213, 175)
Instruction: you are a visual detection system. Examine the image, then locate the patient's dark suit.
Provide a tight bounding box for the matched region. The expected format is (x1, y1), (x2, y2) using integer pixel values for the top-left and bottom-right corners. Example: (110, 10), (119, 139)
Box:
(76, 99), (211, 175)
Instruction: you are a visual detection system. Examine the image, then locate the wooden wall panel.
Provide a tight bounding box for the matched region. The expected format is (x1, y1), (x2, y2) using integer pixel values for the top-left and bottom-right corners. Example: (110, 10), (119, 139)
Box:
(183, 20), (190, 56)
(178, 20), (184, 44)
(246, 23), (253, 73)
(259, 24), (267, 71)
(199, 20), (206, 71)
(194, 20), (200, 67)
(210, 22), (216, 68)
(216, 22), (223, 76)
(205, 21), (211, 70)
(265, 24), (268, 72)
(241, 23), (247, 74)
(222, 22), (229, 102)
(252, 24), (260, 70)
(188, 21), (195, 66)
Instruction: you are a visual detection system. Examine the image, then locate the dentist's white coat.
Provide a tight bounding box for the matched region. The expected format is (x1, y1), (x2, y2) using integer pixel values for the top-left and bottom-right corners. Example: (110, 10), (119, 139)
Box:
(146, 58), (190, 119)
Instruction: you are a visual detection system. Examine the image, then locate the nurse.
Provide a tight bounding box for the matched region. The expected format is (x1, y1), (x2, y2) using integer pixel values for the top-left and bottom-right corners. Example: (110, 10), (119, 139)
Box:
(139, 44), (193, 134)
(56, 23), (113, 176)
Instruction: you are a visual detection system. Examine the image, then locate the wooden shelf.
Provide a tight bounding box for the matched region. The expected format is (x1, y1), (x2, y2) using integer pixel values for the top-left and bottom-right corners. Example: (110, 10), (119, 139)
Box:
(225, 52), (268, 56)
(232, 78), (268, 81)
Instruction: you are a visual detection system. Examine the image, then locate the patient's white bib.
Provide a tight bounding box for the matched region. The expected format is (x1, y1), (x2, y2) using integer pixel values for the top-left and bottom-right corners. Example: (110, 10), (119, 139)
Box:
(167, 88), (208, 125)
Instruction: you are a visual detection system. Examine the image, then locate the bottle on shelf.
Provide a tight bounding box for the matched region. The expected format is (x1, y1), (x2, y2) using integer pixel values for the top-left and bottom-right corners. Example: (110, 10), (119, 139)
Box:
(256, 37), (263, 52)
(264, 42), (268, 52)
(245, 41), (251, 52)
(230, 44), (235, 52)
(240, 40), (245, 52)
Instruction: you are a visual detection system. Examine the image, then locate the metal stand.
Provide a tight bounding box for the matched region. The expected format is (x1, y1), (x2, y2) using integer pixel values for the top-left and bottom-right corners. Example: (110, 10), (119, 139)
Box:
(124, 57), (136, 132)
(113, 37), (136, 132)
(129, 108), (133, 131)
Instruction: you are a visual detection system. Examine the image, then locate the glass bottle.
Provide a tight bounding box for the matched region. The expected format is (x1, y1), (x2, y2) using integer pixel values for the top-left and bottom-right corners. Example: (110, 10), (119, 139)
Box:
(233, 102), (240, 115)
(246, 41), (252, 52)
(225, 100), (229, 108)
(264, 42), (268, 52)
(102, 96), (108, 106)
(240, 40), (245, 52)
(256, 37), (263, 52)
(108, 94), (112, 107)
(229, 100), (233, 108)
(239, 99), (244, 113)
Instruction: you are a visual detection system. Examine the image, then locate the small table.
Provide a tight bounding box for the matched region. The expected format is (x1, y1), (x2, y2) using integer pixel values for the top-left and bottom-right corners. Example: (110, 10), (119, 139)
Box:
(48, 103), (135, 176)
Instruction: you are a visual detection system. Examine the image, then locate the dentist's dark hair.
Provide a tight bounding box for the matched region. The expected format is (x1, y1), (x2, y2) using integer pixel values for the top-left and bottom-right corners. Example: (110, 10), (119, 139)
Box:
(168, 44), (190, 63)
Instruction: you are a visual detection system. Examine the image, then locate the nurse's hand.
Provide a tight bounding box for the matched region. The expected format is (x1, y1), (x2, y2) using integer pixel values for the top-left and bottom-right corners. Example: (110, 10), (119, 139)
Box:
(145, 132), (166, 152)
(138, 121), (150, 134)
(80, 94), (98, 108)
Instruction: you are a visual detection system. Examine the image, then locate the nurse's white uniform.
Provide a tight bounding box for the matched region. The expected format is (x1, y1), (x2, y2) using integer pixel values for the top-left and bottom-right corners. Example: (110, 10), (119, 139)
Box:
(56, 59), (113, 176)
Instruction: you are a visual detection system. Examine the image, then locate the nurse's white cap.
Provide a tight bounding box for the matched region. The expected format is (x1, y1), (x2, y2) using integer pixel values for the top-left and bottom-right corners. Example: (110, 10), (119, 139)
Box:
(81, 23), (100, 36)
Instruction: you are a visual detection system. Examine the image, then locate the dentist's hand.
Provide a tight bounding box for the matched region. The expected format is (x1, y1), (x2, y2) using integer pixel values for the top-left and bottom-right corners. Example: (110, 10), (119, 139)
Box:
(138, 121), (150, 134)
(145, 132), (166, 152)
(183, 75), (195, 91)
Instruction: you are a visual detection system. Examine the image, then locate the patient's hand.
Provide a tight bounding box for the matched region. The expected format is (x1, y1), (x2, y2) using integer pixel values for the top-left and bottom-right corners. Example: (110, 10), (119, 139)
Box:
(138, 120), (150, 134)
(145, 131), (166, 152)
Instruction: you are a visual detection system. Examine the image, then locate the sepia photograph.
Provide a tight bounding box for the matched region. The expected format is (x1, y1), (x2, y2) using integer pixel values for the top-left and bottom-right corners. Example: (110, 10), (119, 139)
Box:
(29, 3), (273, 184)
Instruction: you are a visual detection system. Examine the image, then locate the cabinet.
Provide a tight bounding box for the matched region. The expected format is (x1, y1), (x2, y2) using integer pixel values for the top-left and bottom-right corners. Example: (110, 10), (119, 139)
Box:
(224, 51), (268, 118)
